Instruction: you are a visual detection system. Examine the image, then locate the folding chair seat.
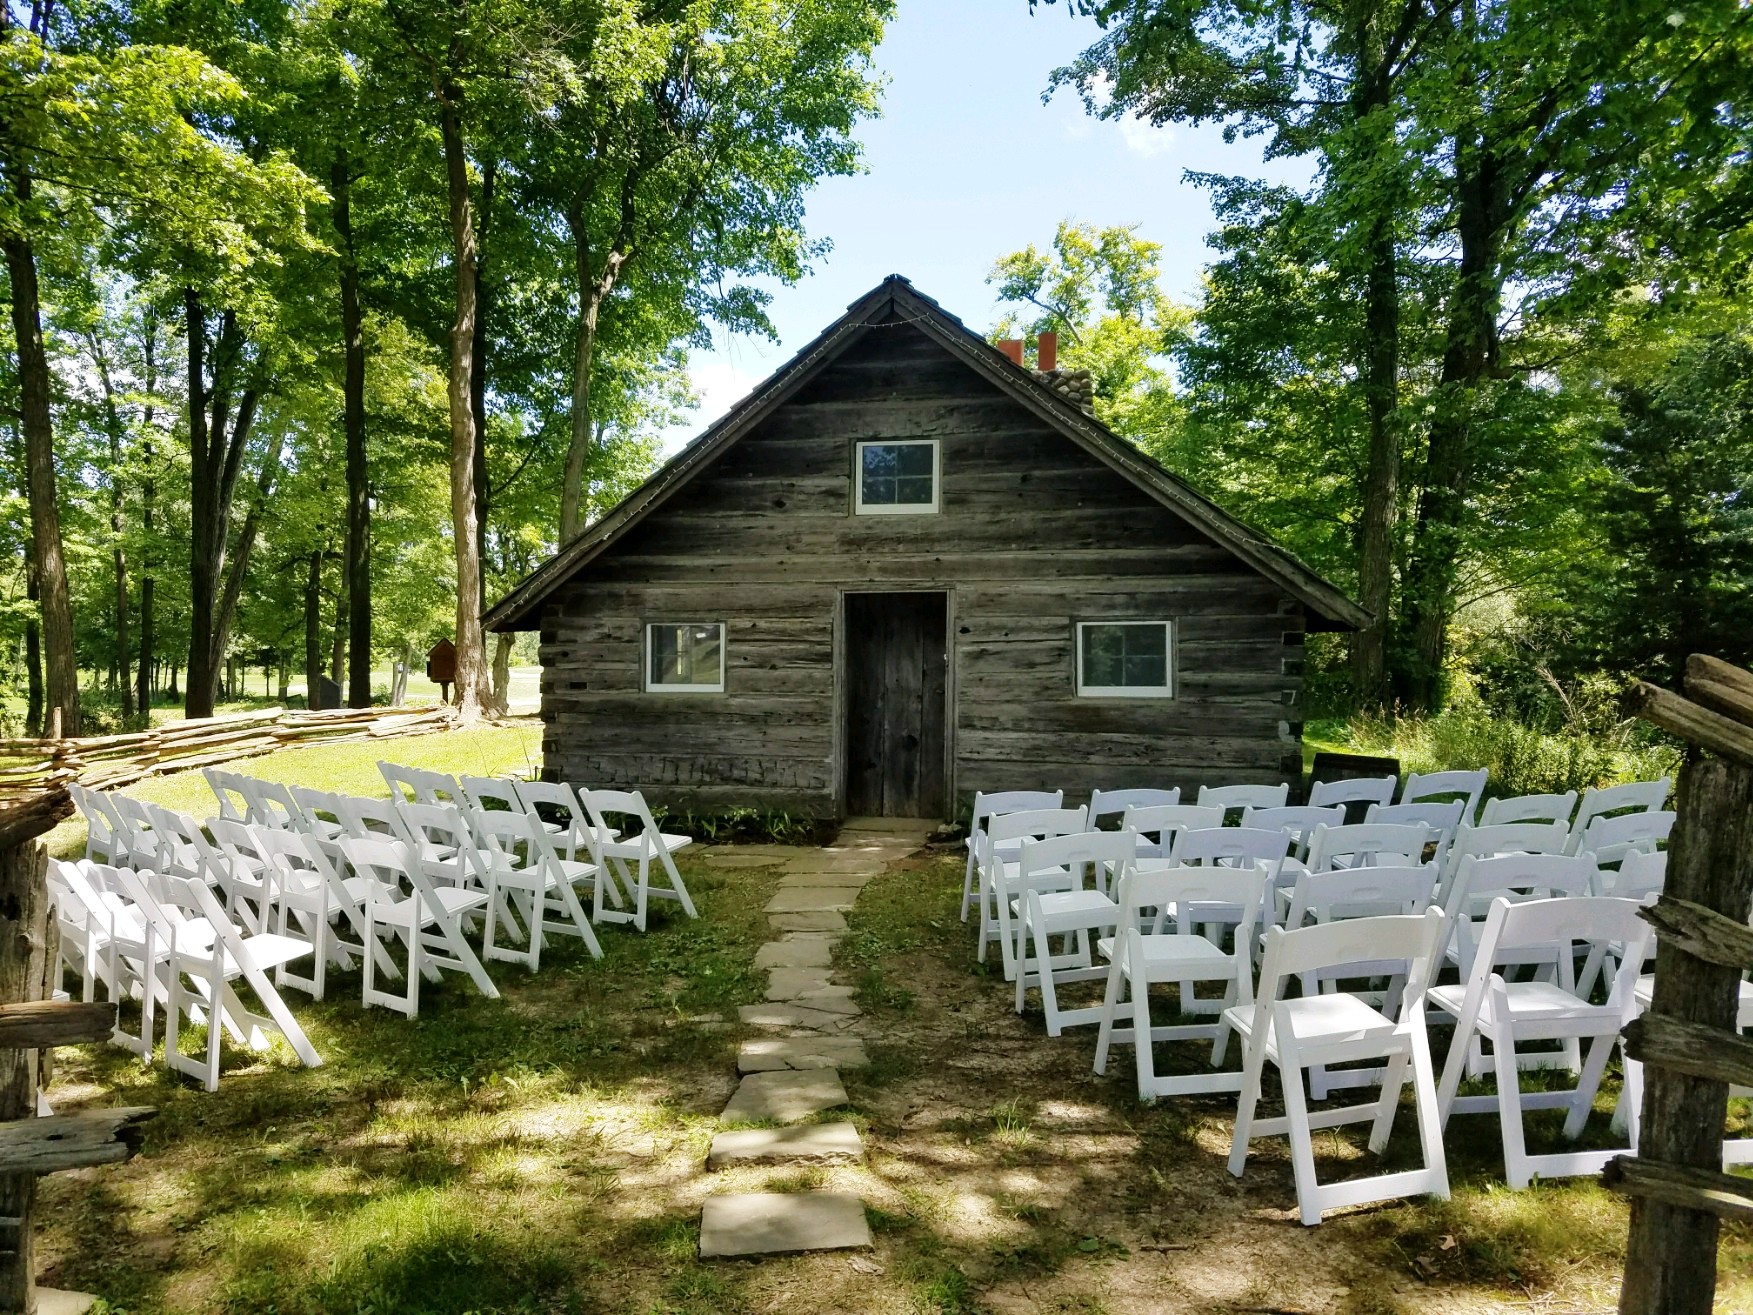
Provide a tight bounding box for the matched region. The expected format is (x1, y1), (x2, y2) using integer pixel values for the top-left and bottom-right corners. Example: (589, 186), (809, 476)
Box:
(69, 784), (120, 866)
(1093, 863), (1264, 1100)
(1009, 830), (1132, 1034)
(582, 789), (698, 931)
(960, 790), (1063, 923)
(1573, 810), (1674, 868)
(149, 871), (321, 1090)
(339, 836), (499, 1016)
(1565, 778), (1672, 855)
(1196, 782), (1289, 824)
(1478, 791), (1578, 827)
(1431, 895), (1649, 1188)
(470, 809), (603, 970)
(973, 806), (1088, 964)
(1307, 775), (1396, 823)
(1398, 768), (1488, 826)
(204, 768), (254, 823)
(1087, 788), (1180, 833)
(1227, 908), (1451, 1225)
(1121, 803), (1222, 864)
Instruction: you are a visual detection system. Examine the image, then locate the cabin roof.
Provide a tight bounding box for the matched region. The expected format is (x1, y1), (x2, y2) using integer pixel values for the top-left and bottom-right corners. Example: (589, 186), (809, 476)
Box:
(484, 275), (1370, 633)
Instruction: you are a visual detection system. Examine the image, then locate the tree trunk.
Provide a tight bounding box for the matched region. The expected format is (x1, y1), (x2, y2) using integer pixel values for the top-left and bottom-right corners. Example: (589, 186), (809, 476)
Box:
(3, 220), (81, 736)
(329, 567), (346, 687)
(491, 631), (513, 713)
(335, 157), (373, 709)
(0, 839), (49, 1312)
(90, 332), (134, 720)
(437, 87), (490, 719)
(472, 160), (495, 614)
(210, 429), (283, 678)
(560, 213), (625, 543)
(137, 318), (158, 717)
(23, 544), (41, 738)
(304, 550), (323, 709)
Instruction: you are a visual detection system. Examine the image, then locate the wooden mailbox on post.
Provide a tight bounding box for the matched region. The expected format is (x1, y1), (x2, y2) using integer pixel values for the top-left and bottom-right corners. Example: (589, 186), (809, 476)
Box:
(425, 639), (457, 705)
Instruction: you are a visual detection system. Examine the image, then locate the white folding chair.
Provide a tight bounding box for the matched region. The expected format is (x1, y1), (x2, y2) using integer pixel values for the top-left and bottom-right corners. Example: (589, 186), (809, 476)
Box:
(1121, 803), (1223, 863)
(204, 768), (254, 823)
(1011, 831), (1132, 1034)
(1566, 778), (1672, 854)
(1242, 805), (1347, 858)
(142, 805), (215, 884)
(205, 818), (276, 933)
(1093, 862), (1264, 1100)
(1574, 810), (1674, 868)
(339, 836), (500, 1016)
(1431, 896), (1649, 1188)
(155, 871), (322, 1091)
(379, 761), (465, 807)
(512, 779), (610, 861)
(288, 786), (350, 841)
(1087, 788), (1180, 832)
(974, 806), (1088, 964)
(1479, 791), (1578, 827)
(1197, 782), (1290, 824)
(960, 789), (1063, 922)
(470, 809), (603, 969)
(1169, 825), (1295, 1013)
(256, 826), (400, 999)
(1436, 819), (1572, 904)
(1227, 909), (1451, 1225)
(69, 784), (121, 866)
(106, 864), (247, 1060)
(107, 793), (162, 869)
(48, 860), (127, 1007)
(238, 776), (302, 831)
(581, 789), (698, 932)
(1307, 775), (1396, 821)
(336, 793), (415, 843)
(1577, 850), (1667, 996)
(1364, 801), (1464, 874)
(393, 801), (477, 888)
(1398, 769), (1488, 826)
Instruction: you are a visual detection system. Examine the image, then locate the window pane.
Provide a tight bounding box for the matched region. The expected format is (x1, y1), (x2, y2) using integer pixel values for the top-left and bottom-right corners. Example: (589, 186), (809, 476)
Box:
(650, 624), (721, 687)
(1082, 623), (1170, 691)
(1082, 626), (1126, 688)
(860, 443), (934, 508)
(862, 445), (898, 479)
(896, 475), (935, 505)
(895, 443), (934, 478)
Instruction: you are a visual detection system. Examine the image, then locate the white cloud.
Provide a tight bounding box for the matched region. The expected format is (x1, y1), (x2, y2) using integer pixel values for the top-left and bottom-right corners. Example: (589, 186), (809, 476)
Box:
(1119, 112), (1175, 157)
(1055, 70), (1173, 156)
(660, 356), (765, 455)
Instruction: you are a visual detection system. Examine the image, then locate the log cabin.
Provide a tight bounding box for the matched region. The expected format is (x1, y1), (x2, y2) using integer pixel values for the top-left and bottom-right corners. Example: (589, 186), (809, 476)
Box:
(484, 276), (1368, 820)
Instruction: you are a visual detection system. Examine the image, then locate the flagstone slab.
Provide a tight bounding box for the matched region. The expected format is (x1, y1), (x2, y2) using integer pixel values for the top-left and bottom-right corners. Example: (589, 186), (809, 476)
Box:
(774, 875), (872, 892)
(765, 967), (836, 1001)
(38, 1292), (97, 1315)
(765, 887), (857, 914)
(767, 910), (848, 933)
(720, 1068), (848, 1123)
(737, 1036), (869, 1073)
(754, 937), (836, 970)
(699, 1191), (871, 1257)
(840, 816), (937, 837)
(706, 1121), (865, 1170)
(702, 853), (786, 869)
(783, 855), (886, 876)
(739, 1002), (853, 1031)
(791, 985), (861, 1015)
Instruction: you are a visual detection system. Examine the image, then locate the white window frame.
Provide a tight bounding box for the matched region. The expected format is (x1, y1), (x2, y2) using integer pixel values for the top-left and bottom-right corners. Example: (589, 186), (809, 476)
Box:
(644, 622), (726, 694)
(853, 439), (940, 515)
(1075, 621), (1175, 699)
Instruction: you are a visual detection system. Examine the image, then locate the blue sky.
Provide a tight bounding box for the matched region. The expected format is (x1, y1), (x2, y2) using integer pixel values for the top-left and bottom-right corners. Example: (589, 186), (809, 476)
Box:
(662, 0), (1313, 450)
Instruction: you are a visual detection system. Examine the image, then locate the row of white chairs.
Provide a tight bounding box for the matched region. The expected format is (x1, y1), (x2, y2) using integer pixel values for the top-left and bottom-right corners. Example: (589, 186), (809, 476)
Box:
(963, 789), (1734, 1225)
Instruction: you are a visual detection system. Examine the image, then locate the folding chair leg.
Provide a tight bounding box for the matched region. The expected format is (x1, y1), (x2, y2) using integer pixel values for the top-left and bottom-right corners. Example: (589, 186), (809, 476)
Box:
(1132, 972), (1159, 1099)
(1228, 1032), (1271, 1177)
(1367, 1050), (1411, 1153)
(1491, 1022), (1533, 1189)
(1409, 1024), (1450, 1200)
(658, 849), (697, 919)
(1277, 1046), (1327, 1227)
(1093, 959), (1124, 1076)
(1563, 1034), (1616, 1140)
(959, 851), (976, 922)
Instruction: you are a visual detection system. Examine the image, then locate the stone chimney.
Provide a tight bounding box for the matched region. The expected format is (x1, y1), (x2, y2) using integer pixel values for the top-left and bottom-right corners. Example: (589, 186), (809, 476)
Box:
(1027, 331), (1094, 415)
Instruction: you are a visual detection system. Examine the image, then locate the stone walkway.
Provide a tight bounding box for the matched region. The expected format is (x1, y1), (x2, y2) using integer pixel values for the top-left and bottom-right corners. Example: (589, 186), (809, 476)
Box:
(696, 817), (935, 1260)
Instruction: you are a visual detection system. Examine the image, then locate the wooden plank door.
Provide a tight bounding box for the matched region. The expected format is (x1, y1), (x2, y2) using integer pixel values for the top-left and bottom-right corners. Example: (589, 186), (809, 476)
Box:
(844, 592), (948, 818)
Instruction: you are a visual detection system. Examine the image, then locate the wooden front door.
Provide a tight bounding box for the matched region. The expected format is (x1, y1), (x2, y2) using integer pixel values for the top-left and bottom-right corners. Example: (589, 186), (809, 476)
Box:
(844, 592), (948, 818)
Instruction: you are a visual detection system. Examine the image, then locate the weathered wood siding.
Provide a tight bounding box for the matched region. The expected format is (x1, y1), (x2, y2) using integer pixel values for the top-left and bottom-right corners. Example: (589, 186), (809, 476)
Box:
(537, 321), (1304, 816)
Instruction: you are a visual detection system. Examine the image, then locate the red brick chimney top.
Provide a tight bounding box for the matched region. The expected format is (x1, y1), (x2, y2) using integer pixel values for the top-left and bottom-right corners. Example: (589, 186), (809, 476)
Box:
(1036, 331), (1058, 372)
(996, 338), (1024, 366)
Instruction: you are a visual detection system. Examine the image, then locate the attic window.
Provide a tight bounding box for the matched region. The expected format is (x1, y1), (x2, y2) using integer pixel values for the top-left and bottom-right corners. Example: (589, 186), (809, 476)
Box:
(645, 623), (725, 693)
(854, 440), (938, 514)
(1076, 621), (1174, 698)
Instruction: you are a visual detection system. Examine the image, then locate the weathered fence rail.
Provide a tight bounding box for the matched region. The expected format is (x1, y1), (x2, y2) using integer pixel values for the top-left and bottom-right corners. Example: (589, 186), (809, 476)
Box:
(0, 703), (455, 804)
(1607, 653), (1753, 1315)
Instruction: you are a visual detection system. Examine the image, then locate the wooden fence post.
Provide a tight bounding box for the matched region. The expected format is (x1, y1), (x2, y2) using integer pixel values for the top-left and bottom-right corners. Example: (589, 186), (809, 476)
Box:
(0, 840), (48, 1314)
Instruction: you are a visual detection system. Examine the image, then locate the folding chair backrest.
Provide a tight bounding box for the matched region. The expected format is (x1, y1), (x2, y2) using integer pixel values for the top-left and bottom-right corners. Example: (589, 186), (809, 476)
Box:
(971, 790), (1063, 834)
(70, 784), (118, 859)
(1173, 826), (1292, 867)
(407, 766), (465, 806)
(1304, 822), (1430, 872)
(109, 793), (157, 852)
(207, 818), (268, 878)
(1399, 768), (1488, 825)
(1569, 778), (1671, 849)
(144, 804), (211, 877)
(253, 825), (336, 883)
(1016, 829), (1135, 897)
(1601, 848), (1666, 900)
(1196, 782), (1290, 821)
(582, 787), (660, 834)
(1119, 804), (1222, 855)
(1445, 820), (1571, 879)
(240, 777), (301, 830)
(1472, 896), (1649, 1000)
(334, 794), (405, 841)
(1307, 775), (1397, 811)
(1284, 864), (1436, 927)
(289, 786), (347, 835)
(395, 800), (475, 853)
(205, 768), (253, 822)
(1242, 805), (1346, 848)
(1257, 908), (1446, 1010)
(337, 835), (416, 891)
(1365, 802), (1465, 860)
(470, 807), (537, 868)
(460, 775), (526, 816)
(1478, 791), (1578, 827)
(1087, 788), (1179, 829)
(379, 761), (423, 804)
(983, 807), (1090, 851)
(1578, 810), (1675, 863)
(1118, 863), (1267, 938)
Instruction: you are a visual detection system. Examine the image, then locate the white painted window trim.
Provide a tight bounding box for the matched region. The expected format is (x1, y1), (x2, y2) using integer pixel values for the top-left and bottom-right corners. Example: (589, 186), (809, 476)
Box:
(853, 439), (940, 515)
(644, 622), (726, 694)
(1075, 620), (1175, 699)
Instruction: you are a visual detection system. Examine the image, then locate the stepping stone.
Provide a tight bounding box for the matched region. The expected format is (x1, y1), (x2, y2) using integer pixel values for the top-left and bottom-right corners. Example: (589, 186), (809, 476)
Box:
(38, 1294), (97, 1315)
(755, 937), (836, 970)
(738, 1036), (869, 1073)
(703, 853), (784, 869)
(766, 967), (835, 1001)
(792, 985), (860, 1015)
(739, 1002), (854, 1031)
(765, 888), (856, 914)
(783, 855), (885, 876)
(776, 873), (873, 890)
(720, 1068), (848, 1123)
(768, 911), (847, 933)
(707, 1121), (865, 1169)
(699, 1191), (871, 1258)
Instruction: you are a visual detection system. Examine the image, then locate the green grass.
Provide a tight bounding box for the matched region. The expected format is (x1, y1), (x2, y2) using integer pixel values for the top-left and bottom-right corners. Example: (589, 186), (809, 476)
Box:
(48, 719), (543, 859)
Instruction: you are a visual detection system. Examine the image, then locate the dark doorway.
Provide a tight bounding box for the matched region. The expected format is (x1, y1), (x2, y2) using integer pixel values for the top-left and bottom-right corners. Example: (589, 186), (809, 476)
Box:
(844, 592), (948, 818)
